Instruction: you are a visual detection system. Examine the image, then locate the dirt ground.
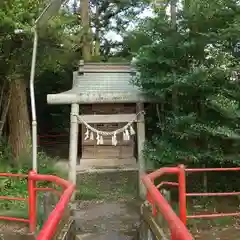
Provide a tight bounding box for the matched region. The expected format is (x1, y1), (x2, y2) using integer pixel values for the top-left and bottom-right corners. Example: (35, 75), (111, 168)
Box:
(0, 222), (28, 234)
(0, 222), (31, 240)
(191, 218), (240, 239)
(76, 171), (240, 240)
(188, 197), (240, 239)
(0, 170), (239, 239)
(74, 200), (140, 240)
(75, 171), (140, 240)
(74, 198), (240, 240)
(193, 224), (240, 240)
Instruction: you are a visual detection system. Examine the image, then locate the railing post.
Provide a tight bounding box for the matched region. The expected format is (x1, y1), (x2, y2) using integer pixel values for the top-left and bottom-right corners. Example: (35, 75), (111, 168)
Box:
(28, 170), (37, 233)
(147, 189), (157, 216)
(178, 164), (187, 226)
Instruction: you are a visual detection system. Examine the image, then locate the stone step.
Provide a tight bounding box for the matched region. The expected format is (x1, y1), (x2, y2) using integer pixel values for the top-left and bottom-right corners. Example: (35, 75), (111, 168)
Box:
(76, 232), (134, 240)
(76, 233), (99, 240)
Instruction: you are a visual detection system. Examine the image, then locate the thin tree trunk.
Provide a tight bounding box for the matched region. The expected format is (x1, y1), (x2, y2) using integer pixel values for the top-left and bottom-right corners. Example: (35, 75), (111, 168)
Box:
(80, 0), (91, 61)
(184, 0), (191, 11)
(200, 98), (208, 192)
(0, 80), (6, 136)
(170, 0), (177, 28)
(94, 0), (100, 58)
(0, 82), (5, 111)
(8, 78), (31, 159)
(94, 32), (100, 57)
(0, 80), (11, 137)
(171, 0), (178, 114)
(156, 102), (165, 135)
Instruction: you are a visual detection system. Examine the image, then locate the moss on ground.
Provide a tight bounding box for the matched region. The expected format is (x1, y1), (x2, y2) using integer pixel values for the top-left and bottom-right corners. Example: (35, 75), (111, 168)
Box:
(76, 171), (138, 201)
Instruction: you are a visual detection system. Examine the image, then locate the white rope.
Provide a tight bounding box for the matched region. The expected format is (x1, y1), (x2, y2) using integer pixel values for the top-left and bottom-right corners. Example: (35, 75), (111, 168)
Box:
(76, 111), (144, 136)
(73, 111), (145, 146)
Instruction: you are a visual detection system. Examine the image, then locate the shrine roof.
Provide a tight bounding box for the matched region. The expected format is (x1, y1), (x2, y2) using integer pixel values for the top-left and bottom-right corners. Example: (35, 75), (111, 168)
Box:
(47, 62), (152, 104)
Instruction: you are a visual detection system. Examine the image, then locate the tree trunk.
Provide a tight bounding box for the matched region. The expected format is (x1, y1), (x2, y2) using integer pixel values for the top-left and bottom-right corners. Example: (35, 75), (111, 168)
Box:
(8, 78), (31, 159)
(80, 0), (91, 61)
(0, 80), (11, 137)
(171, 0), (178, 114)
(170, 0), (177, 28)
(94, 1), (100, 58)
(94, 33), (101, 57)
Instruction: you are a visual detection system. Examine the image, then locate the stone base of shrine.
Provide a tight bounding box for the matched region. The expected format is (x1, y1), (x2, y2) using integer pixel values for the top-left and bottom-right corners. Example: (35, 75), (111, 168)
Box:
(54, 157), (154, 174)
(76, 157), (138, 172)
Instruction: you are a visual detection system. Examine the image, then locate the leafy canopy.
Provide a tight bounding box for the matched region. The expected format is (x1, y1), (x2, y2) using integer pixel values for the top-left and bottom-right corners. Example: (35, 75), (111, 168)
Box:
(134, 0), (240, 166)
(0, 0), (78, 78)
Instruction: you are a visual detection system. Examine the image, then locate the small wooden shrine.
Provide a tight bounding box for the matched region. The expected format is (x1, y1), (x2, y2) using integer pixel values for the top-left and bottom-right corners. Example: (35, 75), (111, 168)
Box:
(47, 61), (150, 197)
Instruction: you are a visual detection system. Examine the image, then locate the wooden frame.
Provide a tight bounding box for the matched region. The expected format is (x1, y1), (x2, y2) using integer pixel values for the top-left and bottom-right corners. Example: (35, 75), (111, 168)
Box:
(79, 114), (137, 123)
(136, 103), (146, 199)
(140, 204), (168, 240)
(78, 62), (135, 73)
(42, 191), (76, 240)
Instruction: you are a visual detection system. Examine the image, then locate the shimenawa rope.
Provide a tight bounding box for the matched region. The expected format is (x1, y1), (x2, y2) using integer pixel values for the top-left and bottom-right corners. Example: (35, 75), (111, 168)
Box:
(72, 111), (144, 146)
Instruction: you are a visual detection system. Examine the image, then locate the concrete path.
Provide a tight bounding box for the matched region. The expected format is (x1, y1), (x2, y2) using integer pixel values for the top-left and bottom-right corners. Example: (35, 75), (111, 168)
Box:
(74, 200), (140, 240)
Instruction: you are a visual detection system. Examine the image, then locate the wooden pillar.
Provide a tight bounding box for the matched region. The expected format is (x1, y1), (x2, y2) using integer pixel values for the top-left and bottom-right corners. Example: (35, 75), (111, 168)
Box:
(136, 102), (146, 199)
(69, 103), (79, 194)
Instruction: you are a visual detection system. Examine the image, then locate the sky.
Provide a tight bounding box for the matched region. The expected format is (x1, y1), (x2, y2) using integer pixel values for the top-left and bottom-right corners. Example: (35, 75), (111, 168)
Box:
(67, 0), (154, 42)
(105, 6), (154, 42)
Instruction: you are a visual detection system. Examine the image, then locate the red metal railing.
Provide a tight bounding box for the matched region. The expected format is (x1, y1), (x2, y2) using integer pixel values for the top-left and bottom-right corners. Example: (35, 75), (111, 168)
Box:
(142, 165), (193, 240)
(185, 167), (240, 220)
(0, 171), (75, 239)
(143, 164), (240, 239)
(0, 173), (29, 224)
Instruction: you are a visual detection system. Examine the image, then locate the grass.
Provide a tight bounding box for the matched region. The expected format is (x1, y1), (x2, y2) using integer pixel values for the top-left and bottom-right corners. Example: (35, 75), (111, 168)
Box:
(0, 150), (68, 231)
(167, 196), (239, 230)
(76, 171), (138, 201)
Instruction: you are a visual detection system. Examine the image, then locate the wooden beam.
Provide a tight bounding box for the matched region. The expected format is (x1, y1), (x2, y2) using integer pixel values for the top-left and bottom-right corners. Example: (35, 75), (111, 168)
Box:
(78, 63), (135, 73)
(141, 204), (168, 240)
(69, 103), (79, 200)
(136, 103), (146, 199)
(79, 114), (137, 123)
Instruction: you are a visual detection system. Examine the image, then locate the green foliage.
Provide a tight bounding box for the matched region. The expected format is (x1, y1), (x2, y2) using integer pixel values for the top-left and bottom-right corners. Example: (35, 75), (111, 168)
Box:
(35, 69), (72, 133)
(0, 0), (79, 135)
(0, 0), (78, 79)
(86, 0), (150, 58)
(135, 0), (240, 167)
(0, 138), (66, 225)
